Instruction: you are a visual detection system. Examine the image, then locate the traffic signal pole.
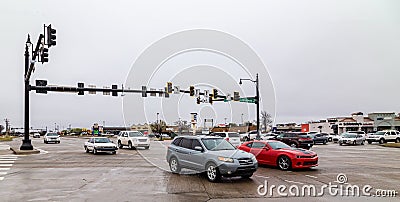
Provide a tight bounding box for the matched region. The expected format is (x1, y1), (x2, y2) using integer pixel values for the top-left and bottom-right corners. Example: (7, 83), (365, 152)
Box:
(21, 38), (33, 150)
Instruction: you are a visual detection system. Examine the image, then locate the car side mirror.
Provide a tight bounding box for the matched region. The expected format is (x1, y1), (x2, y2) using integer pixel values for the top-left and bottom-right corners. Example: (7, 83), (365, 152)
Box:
(194, 146), (203, 152)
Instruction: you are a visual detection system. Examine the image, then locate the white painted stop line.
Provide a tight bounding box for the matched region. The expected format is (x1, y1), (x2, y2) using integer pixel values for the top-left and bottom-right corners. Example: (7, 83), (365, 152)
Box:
(0, 164), (12, 167)
(0, 161), (14, 164)
(0, 177), (4, 181)
(0, 168), (10, 171)
(0, 172), (7, 175)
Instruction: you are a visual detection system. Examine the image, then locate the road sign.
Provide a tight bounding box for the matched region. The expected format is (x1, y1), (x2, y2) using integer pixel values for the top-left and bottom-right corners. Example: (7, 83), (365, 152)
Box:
(35, 80), (47, 94)
(150, 88), (156, 97)
(233, 91), (240, 101)
(204, 90), (209, 103)
(174, 86), (180, 94)
(88, 85), (96, 94)
(239, 97), (256, 103)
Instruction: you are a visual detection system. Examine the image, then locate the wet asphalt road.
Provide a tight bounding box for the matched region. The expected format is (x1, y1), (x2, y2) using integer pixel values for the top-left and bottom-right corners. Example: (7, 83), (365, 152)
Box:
(0, 136), (399, 202)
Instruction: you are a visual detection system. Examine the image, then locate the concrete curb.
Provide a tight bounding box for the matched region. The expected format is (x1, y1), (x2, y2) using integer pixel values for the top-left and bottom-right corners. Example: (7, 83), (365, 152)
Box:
(10, 147), (40, 155)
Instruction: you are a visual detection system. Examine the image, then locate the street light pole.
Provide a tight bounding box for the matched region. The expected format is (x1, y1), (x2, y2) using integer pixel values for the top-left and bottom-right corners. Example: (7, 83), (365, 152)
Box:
(20, 36), (33, 150)
(239, 73), (261, 140)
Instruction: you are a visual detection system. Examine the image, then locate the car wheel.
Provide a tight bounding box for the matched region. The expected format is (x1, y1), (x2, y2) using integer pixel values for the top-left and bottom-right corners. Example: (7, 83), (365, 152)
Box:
(277, 155), (292, 171)
(361, 141), (364, 145)
(169, 157), (181, 174)
(241, 173), (253, 179)
(112, 151), (116, 155)
(368, 141), (372, 144)
(353, 140), (356, 145)
(290, 143), (298, 148)
(85, 147), (89, 153)
(396, 138), (400, 143)
(328, 137), (332, 142)
(339, 142), (342, 146)
(379, 139), (385, 144)
(93, 148), (97, 155)
(323, 140), (327, 145)
(206, 162), (221, 182)
(128, 141), (135, 150)
(118, 141), (123, 149)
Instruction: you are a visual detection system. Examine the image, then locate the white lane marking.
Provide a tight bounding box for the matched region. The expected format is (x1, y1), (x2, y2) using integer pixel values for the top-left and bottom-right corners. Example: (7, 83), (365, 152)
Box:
(0, 158), (18, 160)
(35, 148), (48, 154)
(0, 172), (7, 175)
(0, 168), (10, 171)
(0, 177), (4, 181)
(0, 161), (14, 164)
(284, 180), (305, 185)
(255, 175), (270, 179)
(0, 164), (12, 167)
(305, 175), (318, 179)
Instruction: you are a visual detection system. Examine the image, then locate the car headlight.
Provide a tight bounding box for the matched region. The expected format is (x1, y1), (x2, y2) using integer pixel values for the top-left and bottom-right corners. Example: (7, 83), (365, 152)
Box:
(218, 156), (234, 163)
(251, 156), (257, 163)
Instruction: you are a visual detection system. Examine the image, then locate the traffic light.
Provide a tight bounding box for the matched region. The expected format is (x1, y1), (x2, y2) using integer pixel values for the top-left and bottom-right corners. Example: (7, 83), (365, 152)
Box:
(234, 91), (240, 101)
(167, 82), (172, 94)
(164, 87), (169, 98)
(196, 97), (201, 104)
(209, 97), (213, 104)
(189, 86), (195, 96)
(112, 85), (118, 96)
(78, 83), (84, 95)
(47, 24), (56, 47)
(213, 89), (218, 98)
(35, 80), (47, 94)
(141, 86), (147, 97)
(41, 47), (49, 63)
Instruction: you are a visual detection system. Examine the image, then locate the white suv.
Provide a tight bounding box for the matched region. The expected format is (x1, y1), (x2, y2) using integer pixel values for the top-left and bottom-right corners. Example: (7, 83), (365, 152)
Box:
(117, 131), (150, 149)
(211, 132), (241, 146)
(44, 132), (60, 144)
(366, 130), (400, 144)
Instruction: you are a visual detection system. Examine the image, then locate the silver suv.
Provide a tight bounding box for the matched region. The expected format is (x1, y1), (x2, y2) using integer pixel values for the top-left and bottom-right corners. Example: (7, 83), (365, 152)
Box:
(166, 136), (258, 182)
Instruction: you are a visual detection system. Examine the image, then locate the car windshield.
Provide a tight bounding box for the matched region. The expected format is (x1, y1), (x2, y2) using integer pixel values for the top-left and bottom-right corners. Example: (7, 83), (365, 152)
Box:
(268, 141), (291, 150)
(128, 131), (143, 137)
(201, 138), (235, 151)
(375, 132), (385, 136)
(342, 134), (357, 138)
(94, 138), (111, 143)
(47, 133), (58, 136)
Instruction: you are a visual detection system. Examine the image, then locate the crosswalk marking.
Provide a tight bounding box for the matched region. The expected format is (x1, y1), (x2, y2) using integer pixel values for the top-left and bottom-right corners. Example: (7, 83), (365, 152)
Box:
(0, 168), (10, 171)
(0, 177), (4, 181)
(0, 172), (7, 175)
(0, 161), (14, 164)
(0, 164), (12, 167)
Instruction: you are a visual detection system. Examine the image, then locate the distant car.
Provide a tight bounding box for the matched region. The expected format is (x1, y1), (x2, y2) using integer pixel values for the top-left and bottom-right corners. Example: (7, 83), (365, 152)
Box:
(327, 133), (338, 142)
(240, 130), (258, 141)
(332, 133), (344, 143)
(211, 132), (241, 147)
(310, 133), (328, 145)
(238, 140), (318, 170)
(271, 132), (314, 149)
(32, 133), (41, 138)
(338, 133), (365, 145)
(260, 132), (278, 140)
(366, 130), (400, 144)
(44, 133), (60, 144)
(84, 137), (117, 154)
(348, 131), (367, 140)
(117, 131), (150, 149)
(166, 136), (258, 182)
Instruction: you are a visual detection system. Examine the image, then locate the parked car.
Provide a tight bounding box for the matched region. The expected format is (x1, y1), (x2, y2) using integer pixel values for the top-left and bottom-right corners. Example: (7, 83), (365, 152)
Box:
(117, 131), (150, 149)
(338, 133), (365, 145)
(32, 132), (41, 138)
(260, 132), (278, 140)
(327, 133), (338, 142)
(348, 131), (367, 140)
(43, 133), (60, 144)
(238, 140), (318, 170)
(84, 137), (117, 154)
(366, 130), (400, 144)
(332, 133), (344, 143)
(211, 132), (241, 147)
(166, 136), (258, 182)
(310, 133), (328, 145)
(271, 132), (314, 149)
(240, 130), (258, 141)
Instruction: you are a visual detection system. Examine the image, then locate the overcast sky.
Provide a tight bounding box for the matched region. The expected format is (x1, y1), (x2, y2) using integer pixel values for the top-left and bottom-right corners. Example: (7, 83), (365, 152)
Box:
(1, 0), (399, 130)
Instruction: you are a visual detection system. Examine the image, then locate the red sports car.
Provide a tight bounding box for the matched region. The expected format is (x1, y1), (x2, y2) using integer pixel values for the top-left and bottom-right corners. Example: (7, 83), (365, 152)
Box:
(238, 140), (318, 170)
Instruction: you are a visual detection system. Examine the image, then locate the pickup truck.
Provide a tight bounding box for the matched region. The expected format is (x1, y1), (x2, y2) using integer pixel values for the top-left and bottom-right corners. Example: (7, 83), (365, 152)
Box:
(84, 137), (117, 154)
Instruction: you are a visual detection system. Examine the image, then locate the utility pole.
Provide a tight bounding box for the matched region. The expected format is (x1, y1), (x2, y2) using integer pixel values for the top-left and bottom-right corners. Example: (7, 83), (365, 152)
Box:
(239, 73), (261, 140)
(4, 118), (10, 135)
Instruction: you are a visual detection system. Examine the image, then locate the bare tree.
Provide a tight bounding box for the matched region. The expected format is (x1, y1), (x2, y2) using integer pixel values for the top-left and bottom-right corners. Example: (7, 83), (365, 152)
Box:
(261, 111), (273, 132)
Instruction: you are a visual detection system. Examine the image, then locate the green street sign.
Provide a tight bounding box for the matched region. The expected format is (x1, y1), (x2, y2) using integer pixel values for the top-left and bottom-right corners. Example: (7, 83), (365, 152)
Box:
(239, 98), (256, 103)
